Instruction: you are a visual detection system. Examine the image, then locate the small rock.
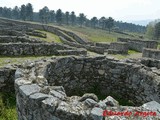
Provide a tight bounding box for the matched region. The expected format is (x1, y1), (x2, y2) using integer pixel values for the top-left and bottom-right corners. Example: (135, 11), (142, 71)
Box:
(42, 97), (59, 113)
(29, 93), (51, 102)
(79, 93), (98, 102)
(0, 76), (5, 83)
(84, 98), (98, 107)
(50, 90), (66, 100)
(91, 107), (104, 120)
(19, 84), (41, 97)
(142, 101), (160, 116)
(15, 68), (24, 79)
(97, 100), (107, 109)
(103, 96), (119, 107)
(98, 70), (105, 75)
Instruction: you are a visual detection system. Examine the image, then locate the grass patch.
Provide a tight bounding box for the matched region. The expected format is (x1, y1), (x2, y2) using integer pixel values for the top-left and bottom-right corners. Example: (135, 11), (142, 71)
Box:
(158, 44), (160, 49)
(109, 50), (141, 60)
(0, 56), (53, 68)
(30, 30), (62, 43)
(128, 50), (140, 54)
(53, 25), (142, 43)
(0, 92), (17, 120)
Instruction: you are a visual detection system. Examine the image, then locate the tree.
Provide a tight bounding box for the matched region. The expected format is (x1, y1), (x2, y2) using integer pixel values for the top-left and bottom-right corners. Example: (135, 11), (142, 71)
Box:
(146, 23), (155, 39)
(79, 13), (86, 27)
(99, 17), (106, 29)
(39, 6), (50, 23)
(70, 11), (76, 25)
(91, 17), (98, 28)
(65, 11), (69, 25)
(20, 4), (26, 20)
(56, 9), (63, 25)
(49, 10), (55, 23)
(26, 3), (33, 21)
(12, 6), (20, 19)
(0, 7), (3, 17)
(2, 7), (12, 18)
(105, 17), (114, 33)
(154, 22), (160, 40)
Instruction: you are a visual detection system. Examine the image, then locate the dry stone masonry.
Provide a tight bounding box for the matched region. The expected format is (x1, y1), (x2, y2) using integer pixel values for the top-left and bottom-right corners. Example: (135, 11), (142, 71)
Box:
(3, 17), (159, 56)
(0, 18), (87, 56)
(0, 18), (160, 120)
(142, 48), (160, 60)
(95, 42), (110, 49)
(0, 43), (82, 56)
(0, 65), (17, 92)
(14, 56), (160, 120)
(0, 36), (44, 43)
(117, 37), (158, 52)
(108, 42), (128, 54)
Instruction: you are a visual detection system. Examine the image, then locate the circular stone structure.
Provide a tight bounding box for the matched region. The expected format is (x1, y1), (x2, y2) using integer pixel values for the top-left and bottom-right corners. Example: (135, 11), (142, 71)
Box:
(15, 56), (160, 120)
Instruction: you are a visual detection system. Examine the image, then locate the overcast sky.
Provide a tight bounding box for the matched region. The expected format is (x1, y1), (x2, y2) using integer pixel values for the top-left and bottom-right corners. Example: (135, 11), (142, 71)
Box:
(0, 0), (160, 22)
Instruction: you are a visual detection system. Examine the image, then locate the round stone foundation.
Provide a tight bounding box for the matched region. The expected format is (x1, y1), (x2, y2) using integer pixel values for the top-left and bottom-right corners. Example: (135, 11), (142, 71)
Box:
(15, 56), (160, 120)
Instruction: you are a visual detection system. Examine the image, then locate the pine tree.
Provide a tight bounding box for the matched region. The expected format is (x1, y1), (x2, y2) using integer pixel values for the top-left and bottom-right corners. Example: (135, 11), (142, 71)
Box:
(56, 9), (63, 25)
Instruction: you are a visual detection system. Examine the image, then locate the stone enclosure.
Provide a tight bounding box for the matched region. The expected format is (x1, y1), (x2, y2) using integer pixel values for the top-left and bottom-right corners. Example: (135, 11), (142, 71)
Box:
(1, 18), (159, 56)
(15, 56), (160, 120)
(117, 37), (158, 52)
(0, 18), (87, 56)
(0, 18), (160, 120)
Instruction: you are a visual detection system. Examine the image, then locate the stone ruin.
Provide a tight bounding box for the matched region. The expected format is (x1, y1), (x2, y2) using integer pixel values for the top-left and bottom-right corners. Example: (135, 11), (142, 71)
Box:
(14, 56), (160, 120)
(0, 18), (160, 120)
(95, 37), (158, 55)
(0, 18), (87, 56)
(143, 48), (160, 60)
(1, 17), (159, 56)
(108, 42), (128, 54)
(117, 37), (158, 52)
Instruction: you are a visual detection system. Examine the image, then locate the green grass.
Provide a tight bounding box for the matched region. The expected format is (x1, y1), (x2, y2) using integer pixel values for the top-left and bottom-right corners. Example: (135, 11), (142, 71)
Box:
(30, 30), (62, 43)
(109, 50), (141, 60)
(53, 25), (142, 43)
(0, 92), (17, 120)
(158, 44), (160, 49)
(128, 50), (140, 54)
(0, 56), (53, 68)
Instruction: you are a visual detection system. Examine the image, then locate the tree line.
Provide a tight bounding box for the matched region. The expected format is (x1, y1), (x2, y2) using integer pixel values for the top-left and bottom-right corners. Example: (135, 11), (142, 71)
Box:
(146, 20), (160, 40)
(0, 3), (146, 33)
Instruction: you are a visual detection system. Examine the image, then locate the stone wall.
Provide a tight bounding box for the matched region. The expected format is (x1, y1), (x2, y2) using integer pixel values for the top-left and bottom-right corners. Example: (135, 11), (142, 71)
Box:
(44, 56), (160, 104)
(142, 48), (160, 60)
(117, 37), (158, 52)
(26, 31), (47, 38)
(0, 43), (74, 56)
(140, 58), (160, 69)
(57, 49), (87, 56)
(61, 30), (89, 44)
(0, 65), (16, 92)
(0, 18), (104, 54)
(108, 42), (128, 54)
(0, 36), (44, 43)
(95, 42), (110, 49)
(59, 36), (104, 54)
(14, 56), (160, 120)
(0, 18), (76, 42)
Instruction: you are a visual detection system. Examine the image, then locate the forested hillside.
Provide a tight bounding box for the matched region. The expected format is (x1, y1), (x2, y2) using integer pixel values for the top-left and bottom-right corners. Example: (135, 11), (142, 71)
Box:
(0, 3), (146, 33)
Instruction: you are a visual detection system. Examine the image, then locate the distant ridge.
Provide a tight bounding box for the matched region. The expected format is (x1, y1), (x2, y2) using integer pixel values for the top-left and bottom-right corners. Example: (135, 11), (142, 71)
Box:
(127, 20), (153, 26)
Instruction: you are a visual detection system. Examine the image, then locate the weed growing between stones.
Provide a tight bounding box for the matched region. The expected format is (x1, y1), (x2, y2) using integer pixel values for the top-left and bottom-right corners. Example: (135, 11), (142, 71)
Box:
(0, 92), (17, 120)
